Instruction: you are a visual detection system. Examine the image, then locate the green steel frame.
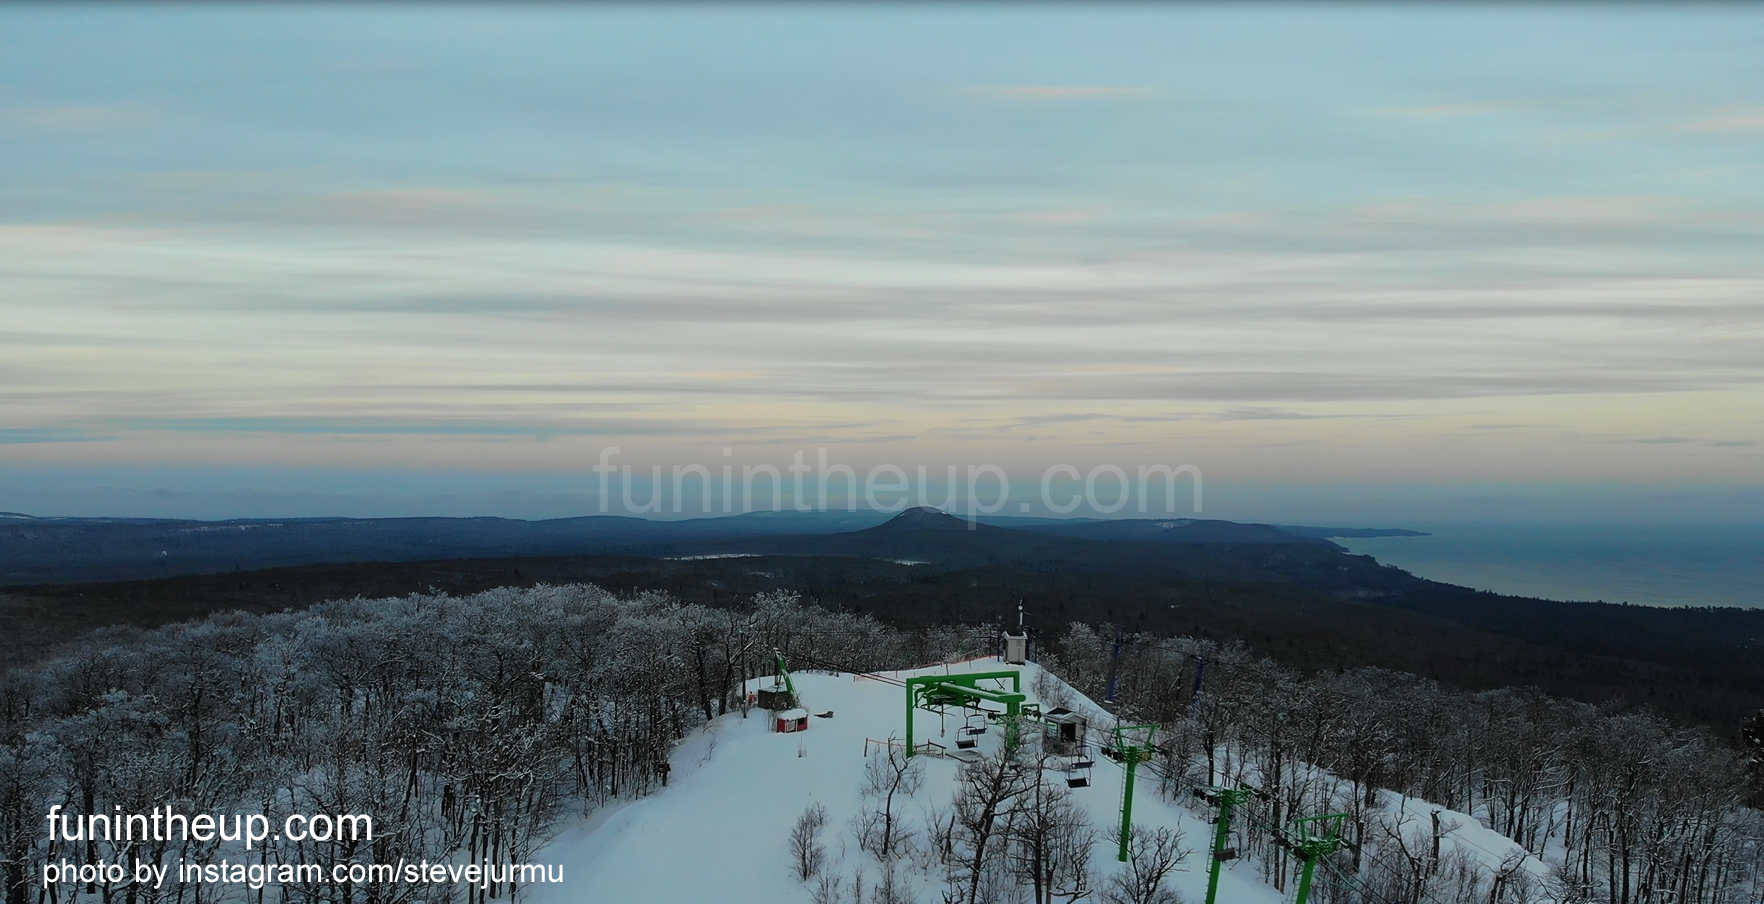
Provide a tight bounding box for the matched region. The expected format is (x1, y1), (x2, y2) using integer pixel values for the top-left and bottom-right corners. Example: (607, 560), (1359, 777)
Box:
(1280, 813), (1349, 904)
(1193, 784), (1257, 904)
(772, 652), (799, 708)
(1112, 723), (1158, 862)
(903, 671), (1025, 757)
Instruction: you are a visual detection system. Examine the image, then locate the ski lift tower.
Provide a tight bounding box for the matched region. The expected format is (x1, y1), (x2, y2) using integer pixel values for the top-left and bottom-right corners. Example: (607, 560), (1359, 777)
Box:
(903, 671), (1027, 757)
(756, 651), (799, 711)
(1111, 723), (1159, 862)
(1274, 813), (1350, 904)
(1193, 784), (1259, 904)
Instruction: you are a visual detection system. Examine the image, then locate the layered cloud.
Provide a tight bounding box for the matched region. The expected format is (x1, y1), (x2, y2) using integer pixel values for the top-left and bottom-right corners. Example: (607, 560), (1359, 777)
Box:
(2, 4), (1761, 507)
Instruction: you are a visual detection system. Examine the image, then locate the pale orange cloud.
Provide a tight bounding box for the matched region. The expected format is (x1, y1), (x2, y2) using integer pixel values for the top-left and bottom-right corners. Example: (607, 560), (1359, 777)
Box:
(1680, 107), (1764, 132)
(314, 189), (495, 225)
(1378, 102), (1522, 118)
(2, 104), (159, 132)
(974, 86), (1151, 99)
(1020, 208), (1100, 226)
(328, 189), (489, 206)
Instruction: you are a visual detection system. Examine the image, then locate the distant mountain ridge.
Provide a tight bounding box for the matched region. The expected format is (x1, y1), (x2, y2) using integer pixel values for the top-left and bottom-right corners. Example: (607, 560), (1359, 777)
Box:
(1011, 517), (1344, 546)
(4, 507), (1761, 737)
(0, 507), (1412, 586)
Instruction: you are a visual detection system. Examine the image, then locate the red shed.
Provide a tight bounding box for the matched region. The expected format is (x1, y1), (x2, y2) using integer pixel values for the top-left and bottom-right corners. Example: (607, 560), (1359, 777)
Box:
(775, 708), (809, 733)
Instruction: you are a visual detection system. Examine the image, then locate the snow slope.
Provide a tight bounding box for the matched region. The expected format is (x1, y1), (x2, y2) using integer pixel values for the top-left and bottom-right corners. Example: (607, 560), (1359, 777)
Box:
(531, 659), (1287, 904)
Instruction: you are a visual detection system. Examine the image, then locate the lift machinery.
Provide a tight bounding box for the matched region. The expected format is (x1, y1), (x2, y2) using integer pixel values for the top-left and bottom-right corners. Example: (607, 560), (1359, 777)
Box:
(903, 671), (1026, 757)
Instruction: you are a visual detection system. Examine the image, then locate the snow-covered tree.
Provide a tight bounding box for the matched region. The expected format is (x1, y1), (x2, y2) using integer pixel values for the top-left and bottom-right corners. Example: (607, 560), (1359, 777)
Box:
(792, 802), (831, 882)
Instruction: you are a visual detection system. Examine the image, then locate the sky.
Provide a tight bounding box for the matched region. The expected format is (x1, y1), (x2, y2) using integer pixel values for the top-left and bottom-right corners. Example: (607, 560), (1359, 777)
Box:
(2, 4), (1762, 522)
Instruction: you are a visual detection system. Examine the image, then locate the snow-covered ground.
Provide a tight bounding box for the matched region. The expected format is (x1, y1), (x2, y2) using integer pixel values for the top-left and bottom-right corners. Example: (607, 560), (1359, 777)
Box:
(532, 659), (1287, 904)
(530, 659), (1547, 904)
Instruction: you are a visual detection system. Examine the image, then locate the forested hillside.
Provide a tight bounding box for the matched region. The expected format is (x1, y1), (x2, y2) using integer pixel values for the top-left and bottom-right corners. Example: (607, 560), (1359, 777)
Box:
(3, 586), (1760, 904)
(7, 543), (1762, 737)
(1045, 626), (1764, 904)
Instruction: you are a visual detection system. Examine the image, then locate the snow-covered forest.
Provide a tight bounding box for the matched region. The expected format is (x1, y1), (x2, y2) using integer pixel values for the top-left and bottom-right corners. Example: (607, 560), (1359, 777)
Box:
(1046, 626), (1764, 904)
(0, 586), (994, 904)
(787, 714), (1190, 904)
(2, 585), (1760, 904)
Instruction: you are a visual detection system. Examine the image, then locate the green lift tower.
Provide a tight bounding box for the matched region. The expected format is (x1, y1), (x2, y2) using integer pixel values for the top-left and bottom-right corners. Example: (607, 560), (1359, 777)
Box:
(756, 651), (800, 710)
(1111, 723), (1159, 862)
(1192, 784), (1257, 904)
(1275, 813), (1350, 904)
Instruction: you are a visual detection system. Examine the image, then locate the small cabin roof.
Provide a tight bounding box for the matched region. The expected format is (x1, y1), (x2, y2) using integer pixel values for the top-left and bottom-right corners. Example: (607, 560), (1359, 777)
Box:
(778, 708), (809, 720)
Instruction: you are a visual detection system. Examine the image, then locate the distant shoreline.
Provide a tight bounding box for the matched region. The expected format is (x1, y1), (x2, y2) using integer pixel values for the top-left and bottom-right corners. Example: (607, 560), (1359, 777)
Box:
(1278, 525), (1431, 539)
(1338, 523), (1764, 610)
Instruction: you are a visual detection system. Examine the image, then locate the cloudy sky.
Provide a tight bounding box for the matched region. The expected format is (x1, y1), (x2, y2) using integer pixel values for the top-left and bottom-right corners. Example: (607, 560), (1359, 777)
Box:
(2, 5), (1761, 521)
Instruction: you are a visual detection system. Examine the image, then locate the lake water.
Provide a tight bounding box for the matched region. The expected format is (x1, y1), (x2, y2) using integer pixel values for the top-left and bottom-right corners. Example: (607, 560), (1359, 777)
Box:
(1335, 523), (1764, 609)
